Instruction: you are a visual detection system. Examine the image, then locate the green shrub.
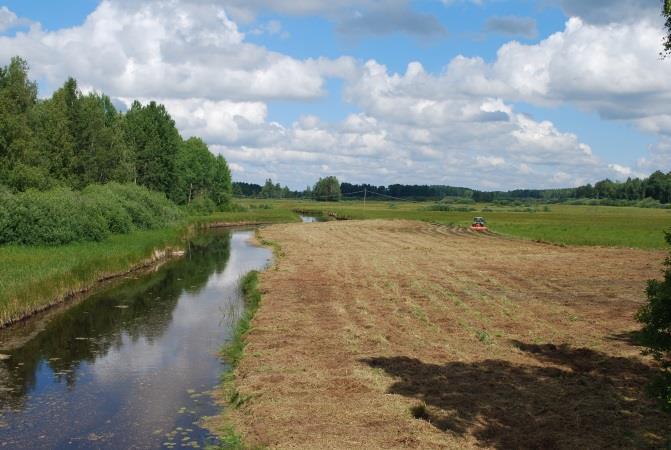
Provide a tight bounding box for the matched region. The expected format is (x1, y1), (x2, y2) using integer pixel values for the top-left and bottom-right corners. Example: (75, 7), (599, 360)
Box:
(0, 183), (182, 246)
(185, 195), (218, 215)
(81, 184), (135, 234)
(637, 230), (671, 410)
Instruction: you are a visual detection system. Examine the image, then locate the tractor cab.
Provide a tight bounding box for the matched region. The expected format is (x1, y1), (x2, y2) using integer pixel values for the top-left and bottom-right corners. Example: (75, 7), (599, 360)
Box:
(470, 217), (488, 232)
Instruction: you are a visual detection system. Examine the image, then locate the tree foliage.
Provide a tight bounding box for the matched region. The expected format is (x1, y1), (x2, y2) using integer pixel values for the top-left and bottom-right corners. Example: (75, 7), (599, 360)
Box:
(0, 56), (232, 210)
(637, 230), (671, 409)
(313, 176), (341, 202)
(256, 178), (291, 199)
(125, 100), (180, 197)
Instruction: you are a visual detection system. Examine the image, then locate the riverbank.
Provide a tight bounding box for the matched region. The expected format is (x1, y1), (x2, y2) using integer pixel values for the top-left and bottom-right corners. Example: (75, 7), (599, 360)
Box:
(0, 209), (300, 327)
(214, 220), (670, 449)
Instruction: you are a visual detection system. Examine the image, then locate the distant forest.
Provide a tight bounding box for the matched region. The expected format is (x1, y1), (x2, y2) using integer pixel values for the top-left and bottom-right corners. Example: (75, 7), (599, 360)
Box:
(235, 172), (671, 205)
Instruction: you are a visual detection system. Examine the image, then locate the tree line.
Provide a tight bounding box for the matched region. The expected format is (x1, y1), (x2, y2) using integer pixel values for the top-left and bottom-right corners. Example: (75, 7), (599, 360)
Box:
(472, 173), (671, 204)
(233, 172), (671, 205)
(341, 183), (474, 200)
(0, 57), (232, 209)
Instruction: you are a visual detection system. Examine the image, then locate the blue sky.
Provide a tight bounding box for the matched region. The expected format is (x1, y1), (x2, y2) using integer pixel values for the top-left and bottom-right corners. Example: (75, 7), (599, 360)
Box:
(1, 0), (669, 189)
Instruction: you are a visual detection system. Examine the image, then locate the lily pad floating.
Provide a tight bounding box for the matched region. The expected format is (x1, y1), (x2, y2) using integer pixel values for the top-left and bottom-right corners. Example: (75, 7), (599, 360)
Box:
(0, 354), (10, 361)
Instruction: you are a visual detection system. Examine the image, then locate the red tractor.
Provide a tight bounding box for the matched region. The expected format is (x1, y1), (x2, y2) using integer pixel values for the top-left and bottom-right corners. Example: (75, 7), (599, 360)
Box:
(470, 216), (488, 232)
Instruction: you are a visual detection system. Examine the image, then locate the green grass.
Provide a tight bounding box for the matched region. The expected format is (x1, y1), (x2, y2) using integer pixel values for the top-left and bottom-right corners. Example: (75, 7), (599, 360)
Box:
(0, 226), (186, 326)
(190, 207), (300, 226)
(242, 199), (671, 249)
(215, 270), (265, 450)
(222, 271), (262, 366)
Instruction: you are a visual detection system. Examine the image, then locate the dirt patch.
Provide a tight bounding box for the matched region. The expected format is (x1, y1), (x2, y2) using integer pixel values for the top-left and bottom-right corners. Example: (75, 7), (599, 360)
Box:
(214, 220), (670, 449)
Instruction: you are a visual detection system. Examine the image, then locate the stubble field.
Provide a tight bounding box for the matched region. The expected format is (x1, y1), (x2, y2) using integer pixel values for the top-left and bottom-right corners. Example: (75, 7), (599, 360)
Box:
(217, 219), (670, 449)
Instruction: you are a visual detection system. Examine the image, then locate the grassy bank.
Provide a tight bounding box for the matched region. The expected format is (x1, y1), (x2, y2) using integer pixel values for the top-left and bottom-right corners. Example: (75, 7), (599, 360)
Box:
(0, 208), (300, 327)
(213, 271), (263, 449)
(243, 199), (671, 249)
(191, 208), (300, 227)
(0, 226), (186, 326)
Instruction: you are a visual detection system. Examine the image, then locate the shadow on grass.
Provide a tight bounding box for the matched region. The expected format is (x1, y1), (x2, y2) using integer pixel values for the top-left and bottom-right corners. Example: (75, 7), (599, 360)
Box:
(362, 341), (670, 449)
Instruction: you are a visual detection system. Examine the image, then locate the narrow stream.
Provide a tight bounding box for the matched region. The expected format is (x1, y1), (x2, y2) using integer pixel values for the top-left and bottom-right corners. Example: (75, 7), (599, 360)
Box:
(0, 229), (271, 449)
(299, 216), (320, 223)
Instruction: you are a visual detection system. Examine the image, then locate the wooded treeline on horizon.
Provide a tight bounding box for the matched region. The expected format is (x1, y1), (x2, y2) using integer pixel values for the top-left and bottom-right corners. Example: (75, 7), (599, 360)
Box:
(233, 173), (671, 205)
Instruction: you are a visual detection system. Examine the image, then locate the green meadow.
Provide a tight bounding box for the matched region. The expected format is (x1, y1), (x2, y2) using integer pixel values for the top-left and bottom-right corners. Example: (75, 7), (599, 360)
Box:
(242, 199), (671, 249)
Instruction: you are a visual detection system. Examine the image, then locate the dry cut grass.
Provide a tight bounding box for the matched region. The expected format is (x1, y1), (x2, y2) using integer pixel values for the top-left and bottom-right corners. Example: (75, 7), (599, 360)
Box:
(213, 220), (671, 449)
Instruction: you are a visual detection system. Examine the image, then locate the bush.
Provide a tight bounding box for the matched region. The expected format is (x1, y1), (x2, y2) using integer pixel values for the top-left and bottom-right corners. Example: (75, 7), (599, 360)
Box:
(637, 230), (671, 410)
(184, 195), (218, 215)
(0, 183), (182, 246)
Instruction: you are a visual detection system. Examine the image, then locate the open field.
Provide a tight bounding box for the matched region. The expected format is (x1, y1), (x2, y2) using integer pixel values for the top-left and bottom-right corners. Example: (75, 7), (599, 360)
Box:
(215, 220), (671, 449)
(241, 199), (671, 249)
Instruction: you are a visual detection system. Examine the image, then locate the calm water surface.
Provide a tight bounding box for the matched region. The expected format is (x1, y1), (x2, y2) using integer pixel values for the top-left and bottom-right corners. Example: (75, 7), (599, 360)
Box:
(0, 229), (270, 449)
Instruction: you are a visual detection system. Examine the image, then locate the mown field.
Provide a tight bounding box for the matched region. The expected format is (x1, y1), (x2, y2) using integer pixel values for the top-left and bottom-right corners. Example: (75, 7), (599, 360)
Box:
(214, 220), (671, 449)
(241, 199), (671, 249)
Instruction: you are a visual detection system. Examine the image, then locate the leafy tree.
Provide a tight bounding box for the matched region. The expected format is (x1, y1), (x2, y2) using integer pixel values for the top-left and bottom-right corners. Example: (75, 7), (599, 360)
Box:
(0, 56), (235, 216)
(313, 176), (341, 202)
(76, 93), (134, 186)
(260, 179), (275, 198)
(637, 230), (671, 409)
(125, 101), (180, 198)
(30, 83), (77, 182)
(0, 57), (38, 184)
(208, 155), (232, 208)
(175, 137), (213, 204)
(232, 182), (262, 197)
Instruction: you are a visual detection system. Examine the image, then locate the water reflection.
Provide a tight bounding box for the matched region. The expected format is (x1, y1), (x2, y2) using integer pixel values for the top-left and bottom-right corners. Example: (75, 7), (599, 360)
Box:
(0, 229), (270, 449)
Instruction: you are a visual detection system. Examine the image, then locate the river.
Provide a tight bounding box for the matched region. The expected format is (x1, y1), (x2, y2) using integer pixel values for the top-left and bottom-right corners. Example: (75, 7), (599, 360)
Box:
(0, 229), (271, 449)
